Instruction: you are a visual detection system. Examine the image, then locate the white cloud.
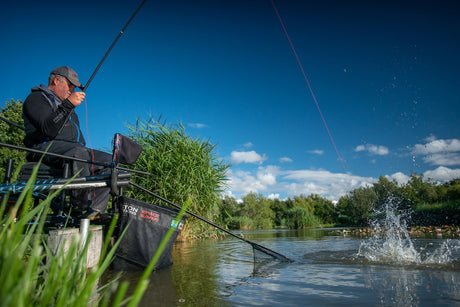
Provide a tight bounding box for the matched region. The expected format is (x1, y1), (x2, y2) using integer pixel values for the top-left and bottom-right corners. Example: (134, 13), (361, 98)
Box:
(423, 166), (460, 182)
(226, 165), (279, 195)
(413, 137), (460, 155)
(385, 172), (410, 185)
(412, 137), (460, 166)
(227, 167), (376, 201)
(243, 142), (254, 148)
(308, 150), (324, 155)
(355, 144), (389, 155)
(189, 123), (207, 129)
(227, 169), (269, 194)
(279, 157), (293, 163)
(422, 153), (460, 166)
(267, 193), (280, 200)
(281, 169), (376, 200)
(256, 165), (279, 186)
(230, 150), (267, 164)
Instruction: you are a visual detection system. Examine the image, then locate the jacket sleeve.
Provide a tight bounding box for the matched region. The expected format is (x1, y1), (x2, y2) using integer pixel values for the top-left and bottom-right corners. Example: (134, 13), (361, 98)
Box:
(23, 92), (75, 140)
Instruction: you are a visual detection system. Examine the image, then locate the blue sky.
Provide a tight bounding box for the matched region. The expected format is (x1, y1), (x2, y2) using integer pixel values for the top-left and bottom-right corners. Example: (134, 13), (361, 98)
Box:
(1, 0), (459, 201)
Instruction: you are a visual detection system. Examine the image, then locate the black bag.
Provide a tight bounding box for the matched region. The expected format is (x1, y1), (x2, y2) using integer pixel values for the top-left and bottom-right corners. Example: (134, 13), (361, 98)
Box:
(113, 196), (186, 270)
(112, 133), (143, 165)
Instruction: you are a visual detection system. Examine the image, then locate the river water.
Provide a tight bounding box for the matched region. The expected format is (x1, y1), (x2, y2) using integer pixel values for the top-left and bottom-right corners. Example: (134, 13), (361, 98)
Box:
(114, 224), (460, 306)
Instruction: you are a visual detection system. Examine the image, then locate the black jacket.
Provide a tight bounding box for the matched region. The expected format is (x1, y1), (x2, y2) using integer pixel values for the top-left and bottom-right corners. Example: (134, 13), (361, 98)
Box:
(22, 85), (85, 148)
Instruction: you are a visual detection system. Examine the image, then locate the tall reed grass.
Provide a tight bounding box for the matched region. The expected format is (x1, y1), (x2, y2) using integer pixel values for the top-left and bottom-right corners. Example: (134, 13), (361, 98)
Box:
(126, 118), (229, 239)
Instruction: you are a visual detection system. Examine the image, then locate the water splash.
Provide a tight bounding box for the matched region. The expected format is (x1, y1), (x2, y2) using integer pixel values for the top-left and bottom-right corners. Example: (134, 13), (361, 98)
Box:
(357, 203), (460, 265)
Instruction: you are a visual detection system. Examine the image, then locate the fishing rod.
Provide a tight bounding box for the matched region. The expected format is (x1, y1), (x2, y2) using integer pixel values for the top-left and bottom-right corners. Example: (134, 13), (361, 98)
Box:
(58, 0), (147, 133)
(82, 0), (147, 92)
(0, 142), (150, 176)
(129, 181), (294, 263)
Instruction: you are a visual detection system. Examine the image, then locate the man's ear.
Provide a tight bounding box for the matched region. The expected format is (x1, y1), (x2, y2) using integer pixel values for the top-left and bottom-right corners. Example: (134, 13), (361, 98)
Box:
(51, 76), (60, 86)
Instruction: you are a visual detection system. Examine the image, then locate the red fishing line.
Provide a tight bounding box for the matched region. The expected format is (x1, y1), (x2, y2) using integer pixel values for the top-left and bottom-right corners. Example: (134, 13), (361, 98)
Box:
(84, 97), (95, 175)
(84, 97), (97, 201)
(270, 0), (345, 169)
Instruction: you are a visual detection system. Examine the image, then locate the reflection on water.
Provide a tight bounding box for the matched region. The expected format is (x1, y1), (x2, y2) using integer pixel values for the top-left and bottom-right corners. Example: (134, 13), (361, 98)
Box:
(361, 265), (460, 306)
(106, 225), (460, 306)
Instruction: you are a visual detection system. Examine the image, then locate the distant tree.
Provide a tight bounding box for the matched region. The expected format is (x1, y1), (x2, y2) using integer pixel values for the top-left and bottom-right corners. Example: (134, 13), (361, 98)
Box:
(270, 198), (290, 227)
(402, 174), (439, 206)
(372, 176), (401, 210)
(0, 99), (26, 181)
(338, 186), (376, 226)
(217, 195), (241, 226)
(284, 197), (295, 210)
(336, 195), (353, 225)
(240, 193), (274, 229)
(292, 194), (314, 213)
(310, 194), (337, 224)
(445, 179), (460, 200)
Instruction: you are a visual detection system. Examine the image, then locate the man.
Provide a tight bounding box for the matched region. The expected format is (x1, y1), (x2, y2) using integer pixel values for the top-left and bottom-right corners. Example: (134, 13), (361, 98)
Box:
(22, 66), (111, 219)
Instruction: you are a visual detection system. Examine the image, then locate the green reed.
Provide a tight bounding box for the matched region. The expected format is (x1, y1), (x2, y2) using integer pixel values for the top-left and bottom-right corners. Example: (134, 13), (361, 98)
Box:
(126, 117), (230, 239)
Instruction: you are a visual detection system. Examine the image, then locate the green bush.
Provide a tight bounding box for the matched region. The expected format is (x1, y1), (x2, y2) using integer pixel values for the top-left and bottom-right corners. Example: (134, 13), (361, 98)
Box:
(227, 216), (255, 230)
(411, 201), (460, 226)
(239, 193), (274, 230)
(285, 207), (322, 229)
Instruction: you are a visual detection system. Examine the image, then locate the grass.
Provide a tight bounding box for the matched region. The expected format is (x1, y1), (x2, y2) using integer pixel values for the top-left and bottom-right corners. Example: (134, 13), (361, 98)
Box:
(0, 160), (189, 306)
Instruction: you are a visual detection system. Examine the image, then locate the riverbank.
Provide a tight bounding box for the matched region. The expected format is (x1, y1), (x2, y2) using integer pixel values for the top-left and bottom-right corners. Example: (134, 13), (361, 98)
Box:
(333, 225), (460, 238)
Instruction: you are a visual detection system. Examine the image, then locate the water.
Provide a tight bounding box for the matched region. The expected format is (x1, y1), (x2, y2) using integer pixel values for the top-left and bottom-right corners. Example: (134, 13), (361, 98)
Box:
(110, 215), (460, 306)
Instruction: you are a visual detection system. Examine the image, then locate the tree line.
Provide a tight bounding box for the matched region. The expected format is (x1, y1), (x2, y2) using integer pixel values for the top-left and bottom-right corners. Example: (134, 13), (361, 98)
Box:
(217, 175), (460, 229)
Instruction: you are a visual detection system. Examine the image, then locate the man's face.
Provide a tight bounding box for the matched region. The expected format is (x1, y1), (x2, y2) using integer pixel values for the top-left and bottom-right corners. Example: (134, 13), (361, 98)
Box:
(53, 76), (76, 101)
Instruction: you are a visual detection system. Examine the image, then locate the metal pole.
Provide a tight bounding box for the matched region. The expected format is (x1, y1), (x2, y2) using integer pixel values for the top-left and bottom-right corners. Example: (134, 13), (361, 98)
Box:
(79, 219), (90, 250)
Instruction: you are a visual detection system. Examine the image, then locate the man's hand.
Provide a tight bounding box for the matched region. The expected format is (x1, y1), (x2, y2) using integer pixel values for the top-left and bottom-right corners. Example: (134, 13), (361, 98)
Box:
(68, 92), (86, 107)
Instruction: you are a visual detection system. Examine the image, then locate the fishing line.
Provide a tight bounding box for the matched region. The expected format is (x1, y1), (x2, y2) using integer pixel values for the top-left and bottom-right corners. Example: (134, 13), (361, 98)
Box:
(270, 0), (345, 169)
(84, 96), (95, 176)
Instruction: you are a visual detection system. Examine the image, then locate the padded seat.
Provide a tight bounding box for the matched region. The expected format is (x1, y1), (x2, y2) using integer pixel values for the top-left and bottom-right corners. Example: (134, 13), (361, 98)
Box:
(18, 162), (67, 182)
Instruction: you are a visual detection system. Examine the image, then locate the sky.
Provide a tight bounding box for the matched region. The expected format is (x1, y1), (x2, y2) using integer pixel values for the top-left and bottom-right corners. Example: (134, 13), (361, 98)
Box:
(1, 0), (459, 201)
